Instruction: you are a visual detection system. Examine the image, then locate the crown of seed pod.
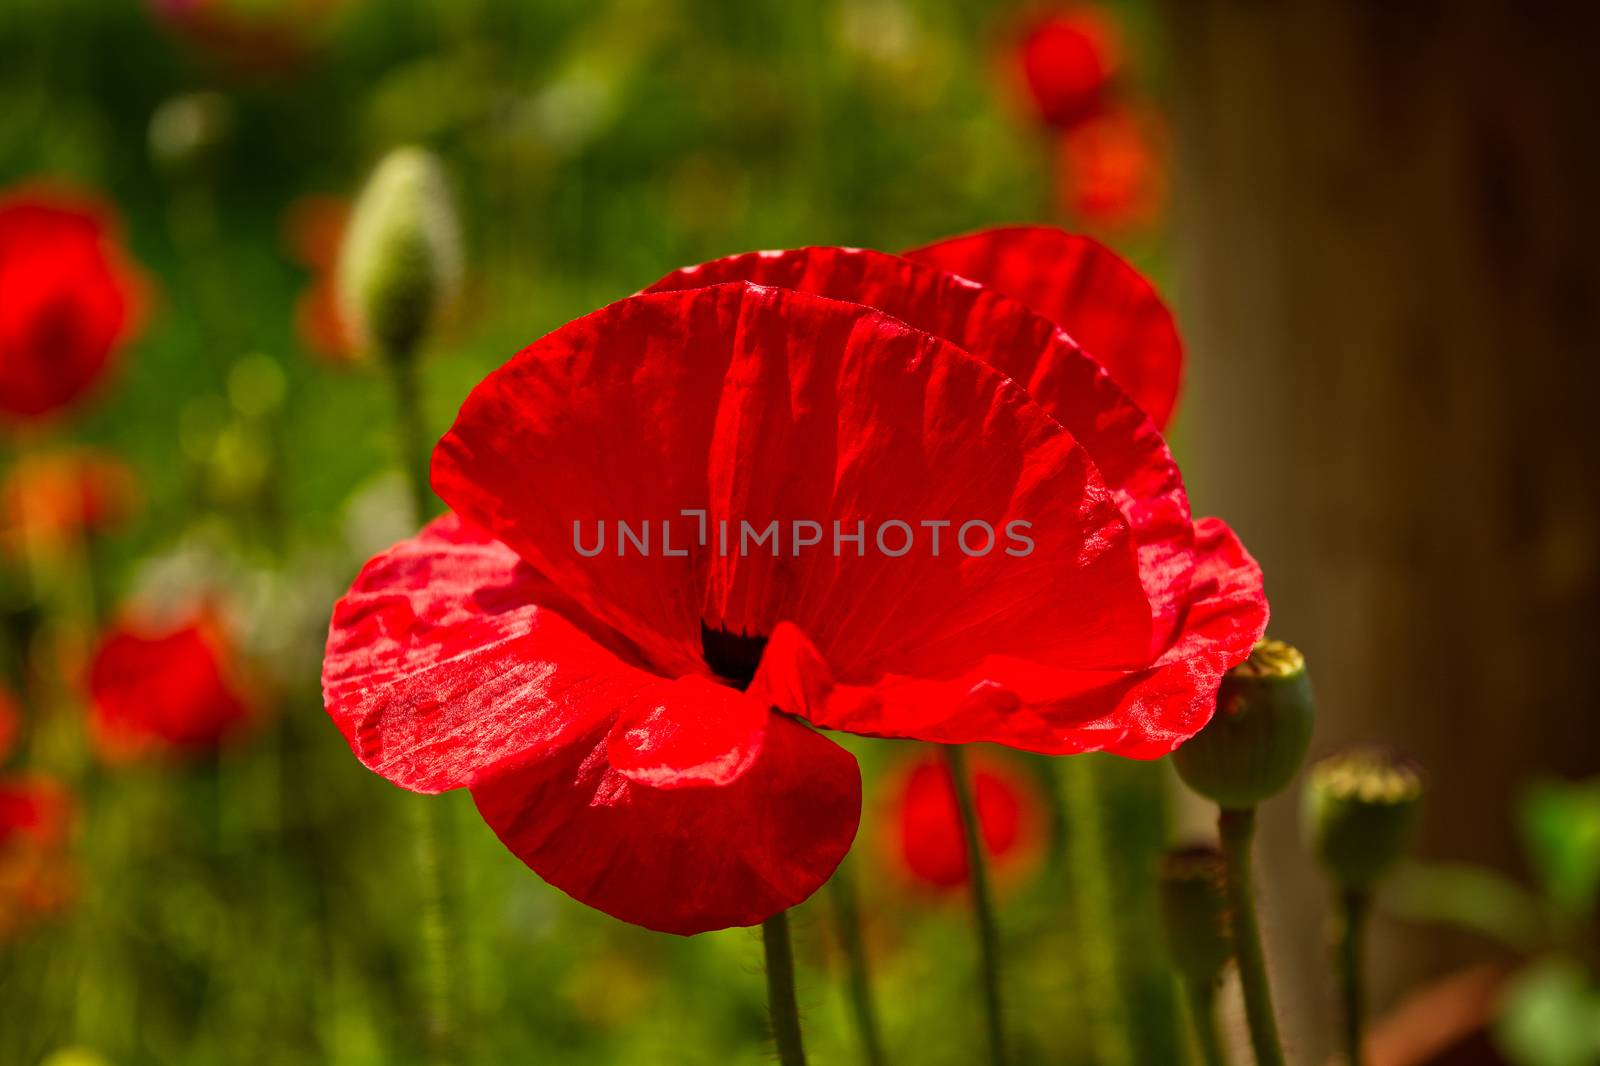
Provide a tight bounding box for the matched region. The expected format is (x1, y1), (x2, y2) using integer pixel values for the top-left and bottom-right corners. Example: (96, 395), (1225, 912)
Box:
(1157, 845), (1233, 986)
(337, 146), (462, 361)
(1173, 639), (1315, 810)
(1305, 746), (1424, 892)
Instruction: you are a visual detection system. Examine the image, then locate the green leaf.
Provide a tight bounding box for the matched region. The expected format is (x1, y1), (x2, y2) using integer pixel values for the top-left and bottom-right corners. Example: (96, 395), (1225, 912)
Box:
(1521, 777), (1600, 919)
(1494, 957), (1600, 1066)
(1389, 861), (1550, 951)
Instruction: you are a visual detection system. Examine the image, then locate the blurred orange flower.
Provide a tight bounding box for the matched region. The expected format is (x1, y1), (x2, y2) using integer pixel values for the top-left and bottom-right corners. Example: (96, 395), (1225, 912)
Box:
(281, 194), (357, 361)
(1056, 104), (1166, 230)
(1, 448), (138, 556)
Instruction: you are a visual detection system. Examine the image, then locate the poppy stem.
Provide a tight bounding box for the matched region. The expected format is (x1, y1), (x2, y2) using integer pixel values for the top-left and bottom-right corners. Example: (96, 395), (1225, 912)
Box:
(828, 859), (888, 1066)
(1181, 979), (1227, 1066)
(762, 910), (808, 1066)
(943, 744), (1009, 1066)
(411, 798), (456, 1058)
(1334, 888), (1371, 1066)
(1217, 807), (1286, 1066)
(385, 352), (435, 526)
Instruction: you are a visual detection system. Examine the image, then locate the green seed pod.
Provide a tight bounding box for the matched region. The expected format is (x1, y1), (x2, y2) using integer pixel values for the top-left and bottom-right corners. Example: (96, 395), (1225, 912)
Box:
(338, 146), (462, 362)
(1306, 746), (1424, 892)
(1157, 845), (1233, 985)
(1173, 639), (1315, 810)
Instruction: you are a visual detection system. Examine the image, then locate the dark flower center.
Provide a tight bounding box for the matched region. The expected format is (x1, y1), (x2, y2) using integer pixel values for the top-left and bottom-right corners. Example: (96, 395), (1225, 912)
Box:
(700, 622), (768, 691)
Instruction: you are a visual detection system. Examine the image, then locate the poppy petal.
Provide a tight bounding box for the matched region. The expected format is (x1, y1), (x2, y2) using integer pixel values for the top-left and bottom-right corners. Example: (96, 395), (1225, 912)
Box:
(905, 226), (1182, 430)
(472, 707), (861, 935)
(645, 246), (1192, 651)
(817, 516), (1266, 755)
(604, 675), (766, 790)
(433, 282), (1154, 685)
(323, 513), (660, 793)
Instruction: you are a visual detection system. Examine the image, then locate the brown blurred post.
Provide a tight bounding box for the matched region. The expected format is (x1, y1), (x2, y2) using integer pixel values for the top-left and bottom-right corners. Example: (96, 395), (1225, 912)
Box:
(1157, 0), (1600, 1059)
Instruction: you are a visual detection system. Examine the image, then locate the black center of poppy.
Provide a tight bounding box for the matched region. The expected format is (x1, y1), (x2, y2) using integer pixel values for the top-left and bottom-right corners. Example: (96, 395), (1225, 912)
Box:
(700, 622), (768, 691)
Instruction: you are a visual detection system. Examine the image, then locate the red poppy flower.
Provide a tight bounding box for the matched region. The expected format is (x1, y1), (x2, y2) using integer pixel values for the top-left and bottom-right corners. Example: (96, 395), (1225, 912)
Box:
(2, 448), (137, 554)
(148, 0), (345, 76)
(904, 225), (1181, 430)
(325, 255), (1265, 933)
(643, 241), (1262, 755)
(1014, 8), (1120, 130)
(1055, 104), (1165, 232)
(0, 186), (145, 423)
(282, 195), (358, 361)
(0, 774), (74, 938)
(887, 750), (1044, 891)
(88, 612), (252, 758)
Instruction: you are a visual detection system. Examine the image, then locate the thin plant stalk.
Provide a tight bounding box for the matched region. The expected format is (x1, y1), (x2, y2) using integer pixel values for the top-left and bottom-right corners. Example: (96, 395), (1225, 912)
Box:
(944, 744), (1009, 1066)
(1335, 889), (1372, 1066)
(1181, 980), (1227, 1066)
(828, 860), (887, 1066)
(385, 350), (456, 1056)
(1058, 758), (1135, 1066)
(1218, 807), (1286, 1066)
(763, 911), (808, 1066)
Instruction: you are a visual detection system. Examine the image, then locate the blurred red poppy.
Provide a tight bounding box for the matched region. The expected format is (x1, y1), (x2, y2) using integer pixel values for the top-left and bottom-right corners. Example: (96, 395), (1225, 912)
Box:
(1055, 104), (1166, 231)
(888, 751), (1044, 891)
(0, 774), (74, 938)
(905, 226), (1181, 428)
(89, 612), (252, 758)
(148, 0), (346, 77)
(0, 186), (145, 424)
(1014, 8), (1120, 130)
(1, 448), (137, 555)
(325, 249), (1264, 934)
(0, 687), (18, 762)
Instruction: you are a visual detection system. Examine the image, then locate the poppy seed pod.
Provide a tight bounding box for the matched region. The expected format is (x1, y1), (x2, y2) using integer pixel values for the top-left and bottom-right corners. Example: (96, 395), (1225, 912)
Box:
(1157, 845), (1233, 985)
(1306, 747), (1424, 892)
(1173, 639), (1314, 810)
(337, 147), (461, 361)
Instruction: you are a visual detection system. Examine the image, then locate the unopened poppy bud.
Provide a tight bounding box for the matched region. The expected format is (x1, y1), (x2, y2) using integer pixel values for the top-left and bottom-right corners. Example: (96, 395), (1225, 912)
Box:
(1173, 639), (1314, 810)
(1157, 845), (1233, 985)
(149, 92), (233, 176)
(1306, 746), (1424, 892)
(337, 146), (461, 361)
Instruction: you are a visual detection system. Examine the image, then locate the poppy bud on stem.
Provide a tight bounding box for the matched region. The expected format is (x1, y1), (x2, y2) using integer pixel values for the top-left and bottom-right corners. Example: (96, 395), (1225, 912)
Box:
(1173, 639), (1315, 1066)
(339, 147), (463, 1054)
(1157, 846), (1233, 1066)
(1306, 747), (1425, 1066)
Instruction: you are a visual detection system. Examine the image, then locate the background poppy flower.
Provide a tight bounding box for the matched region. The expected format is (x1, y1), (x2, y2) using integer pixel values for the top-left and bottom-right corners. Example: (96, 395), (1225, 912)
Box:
(0, 687), (18, 763)
(1014, 8), (1120, 131)
(0, 186), (145, 424)
(88, 611), (252, 758)
(646, 237), (1262, 755)
(886, 750), (1045, 892)
(327, 278), (1170, 934)
(1055, 104), (1166, 231)
(0, 774), (74, 939)
(1, 448), (138, 555)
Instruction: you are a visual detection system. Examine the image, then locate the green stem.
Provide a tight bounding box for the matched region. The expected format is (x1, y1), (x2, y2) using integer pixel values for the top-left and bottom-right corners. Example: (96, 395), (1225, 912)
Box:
(1182, 979), (1227, 1066)
(1336, 889), (1371, 1066)
(944, 745), (1009, 1066)
(412, 798), (455, 1059)
(1218, 807), (1286, 1066)
(763, 911), (808, 1066)
(1059, 758), (1135, 1066)
(386, 352), (434, 525)
(828, 861), (887, 1066)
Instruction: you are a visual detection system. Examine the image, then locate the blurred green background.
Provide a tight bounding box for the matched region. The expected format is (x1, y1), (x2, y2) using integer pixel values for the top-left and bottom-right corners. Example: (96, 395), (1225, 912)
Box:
(0, 2), (1183, 1064)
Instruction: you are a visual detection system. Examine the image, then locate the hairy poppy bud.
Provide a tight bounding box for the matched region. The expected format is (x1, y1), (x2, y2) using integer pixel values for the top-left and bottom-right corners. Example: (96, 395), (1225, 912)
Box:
(1306, 746), (1424, 892)
(1173, 639), (1314, 810)
(337, 147), (461, 361)
(1157, 845), (1233, 985)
